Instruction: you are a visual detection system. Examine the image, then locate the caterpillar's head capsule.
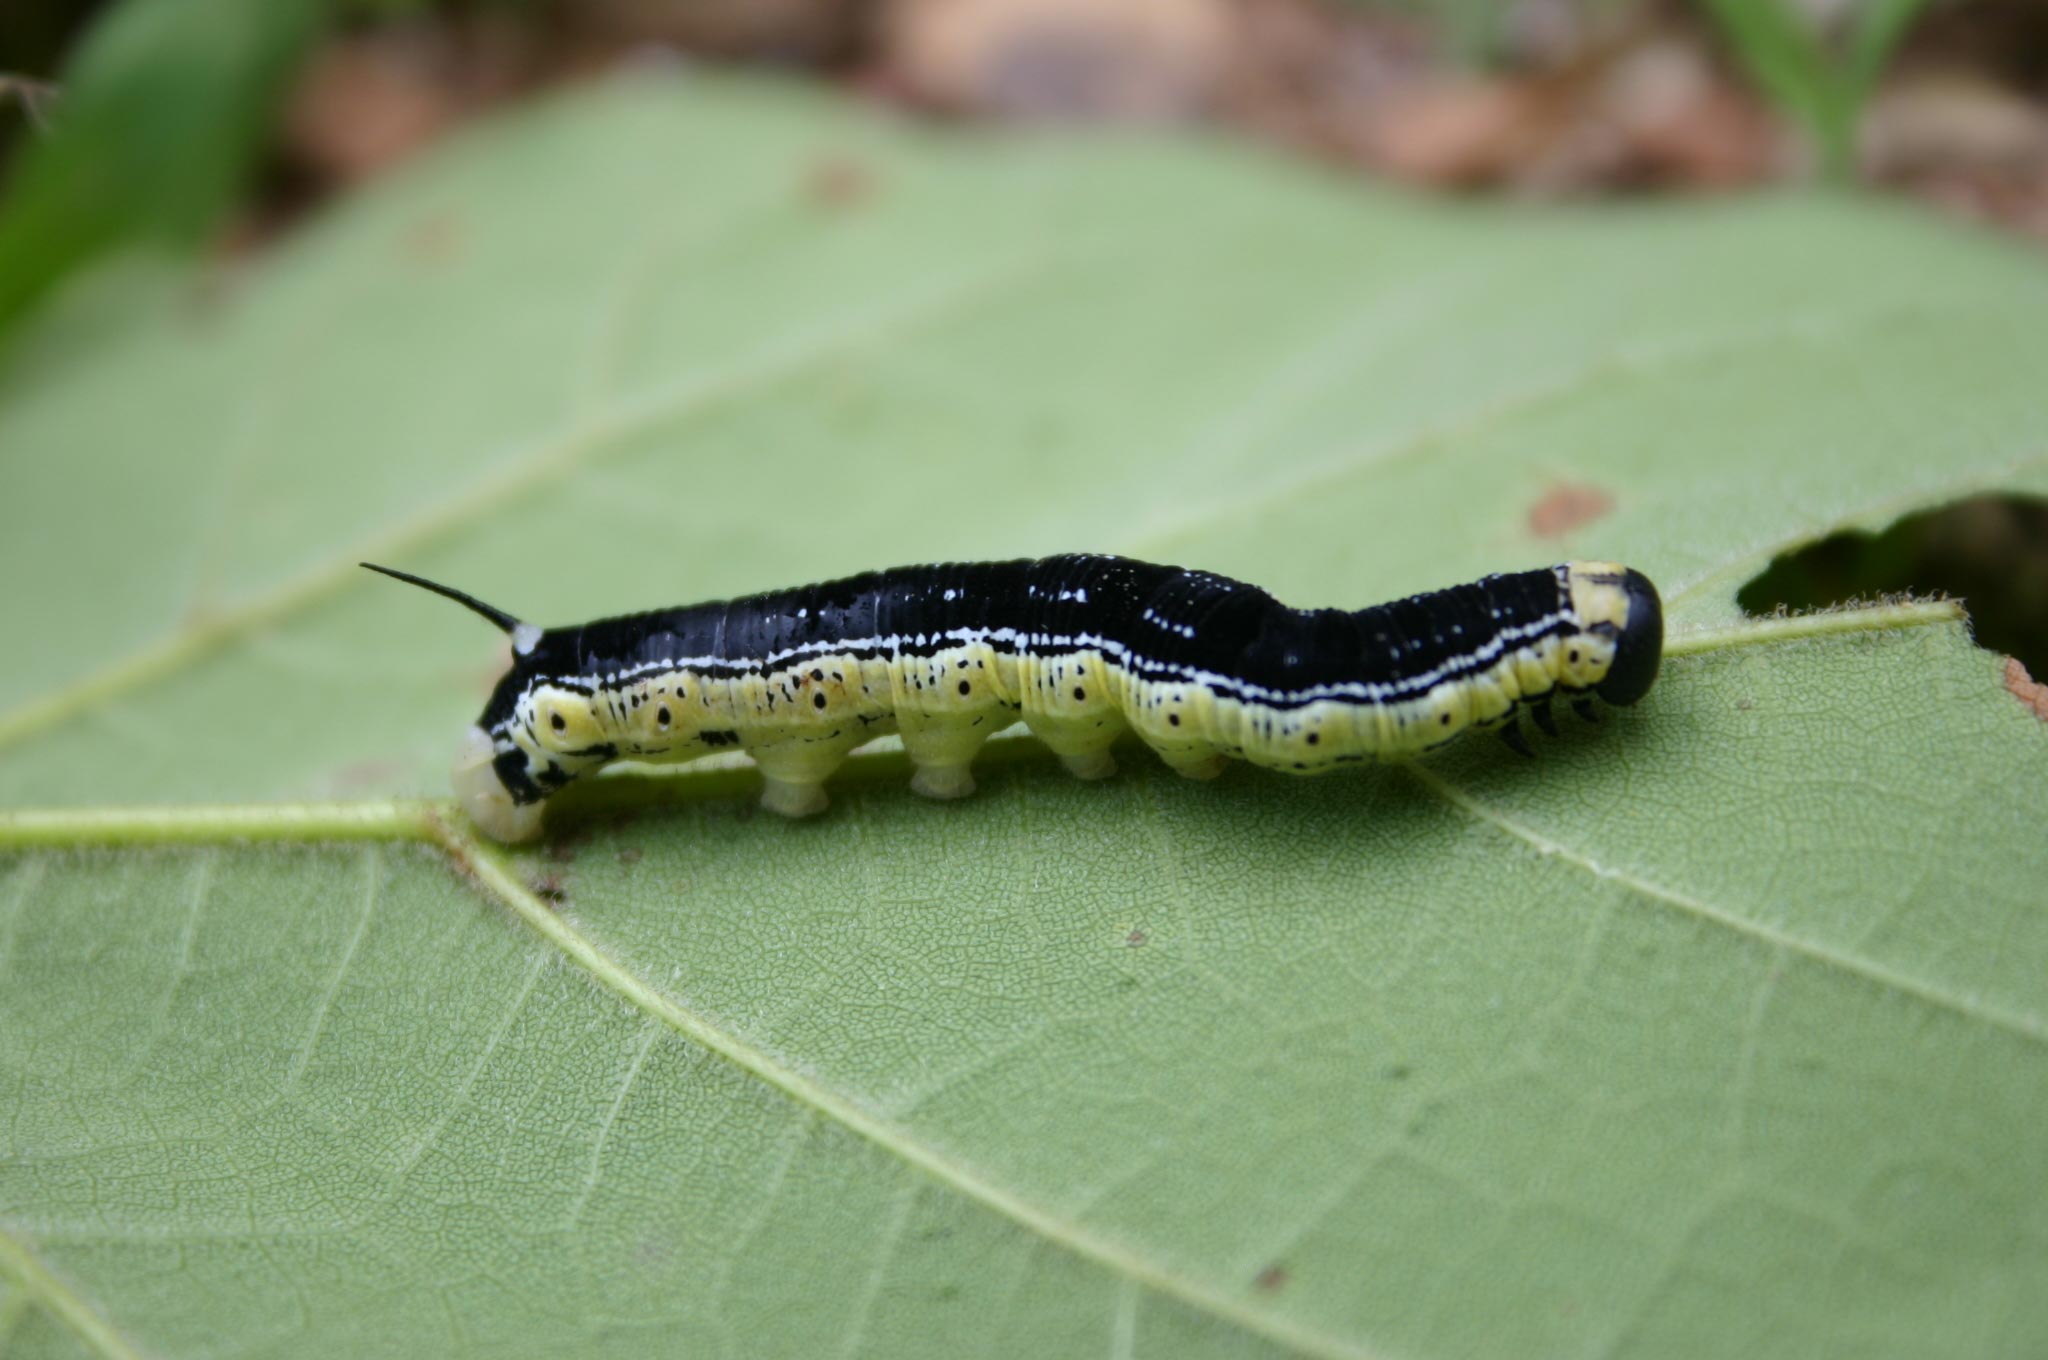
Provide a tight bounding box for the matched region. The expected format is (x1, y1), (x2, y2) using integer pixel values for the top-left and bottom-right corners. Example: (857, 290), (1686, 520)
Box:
(1562, 561), (1663, 708)
(1594, 568), (1663, 707)
(363, 563), (565, 844)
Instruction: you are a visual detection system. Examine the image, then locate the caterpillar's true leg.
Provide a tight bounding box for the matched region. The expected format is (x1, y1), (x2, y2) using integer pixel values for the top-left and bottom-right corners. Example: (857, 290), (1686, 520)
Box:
(1498, 721), (1535, 758)
(1529, 696), (1559, 737)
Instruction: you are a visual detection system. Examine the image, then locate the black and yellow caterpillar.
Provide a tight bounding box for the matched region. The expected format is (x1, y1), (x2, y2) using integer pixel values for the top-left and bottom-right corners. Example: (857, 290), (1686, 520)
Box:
(367, 556), (1663, 843)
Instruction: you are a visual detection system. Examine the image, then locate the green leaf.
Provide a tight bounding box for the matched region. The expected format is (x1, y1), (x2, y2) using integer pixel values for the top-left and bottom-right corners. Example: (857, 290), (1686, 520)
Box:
(3, 76), (2046, 1358)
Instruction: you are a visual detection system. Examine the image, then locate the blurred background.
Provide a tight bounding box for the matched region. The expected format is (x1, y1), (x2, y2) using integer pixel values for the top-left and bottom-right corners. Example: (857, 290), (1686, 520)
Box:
(9, 0), (2048, 250)
(5, 0), (2045, 667)
(9, 0), (2048, 240)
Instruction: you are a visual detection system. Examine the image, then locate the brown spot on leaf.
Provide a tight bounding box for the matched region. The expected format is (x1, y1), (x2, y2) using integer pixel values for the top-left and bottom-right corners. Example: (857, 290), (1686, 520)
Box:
(530, 874), (568, 906)
(617, 847), (644, 866)
(1125, 928), (1147, 947)
(401, 212), (464, 265)
(1528, 483), (1615, 538)
(807, 154), (877, 209)
(1255, 1264), (1288, 1292)
(2004, 656), (2048, 721)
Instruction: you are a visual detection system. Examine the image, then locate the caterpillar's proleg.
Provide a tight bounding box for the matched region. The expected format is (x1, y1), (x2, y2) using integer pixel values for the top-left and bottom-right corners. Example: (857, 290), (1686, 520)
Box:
(1057, 749), (1119, 781)
(908, 762), (977, 801)
(748, 727), (864, 818)
(1161, 752), (1227, 781)
(365, 555), (1664, 844)
(1017, 647), (1125, 781)
(758, 776), (830, 819)
(893, 637), (1013, 798)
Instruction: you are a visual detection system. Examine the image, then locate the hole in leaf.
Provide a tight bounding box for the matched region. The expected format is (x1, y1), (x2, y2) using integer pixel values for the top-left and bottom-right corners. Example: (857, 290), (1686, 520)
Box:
(1739, 495), (2048, 675)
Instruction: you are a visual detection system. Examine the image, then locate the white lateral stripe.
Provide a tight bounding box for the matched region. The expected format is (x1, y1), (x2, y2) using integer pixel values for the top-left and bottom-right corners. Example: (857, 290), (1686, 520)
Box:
(491, 612), (1576, 736)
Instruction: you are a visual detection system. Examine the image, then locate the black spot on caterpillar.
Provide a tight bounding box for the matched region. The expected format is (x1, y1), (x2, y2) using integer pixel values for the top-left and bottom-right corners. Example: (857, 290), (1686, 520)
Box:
(363, 555), (1663, 843)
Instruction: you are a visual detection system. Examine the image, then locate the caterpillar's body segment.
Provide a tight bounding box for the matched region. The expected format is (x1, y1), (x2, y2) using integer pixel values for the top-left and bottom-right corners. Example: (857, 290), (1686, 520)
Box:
(367, 556), (1663, 843)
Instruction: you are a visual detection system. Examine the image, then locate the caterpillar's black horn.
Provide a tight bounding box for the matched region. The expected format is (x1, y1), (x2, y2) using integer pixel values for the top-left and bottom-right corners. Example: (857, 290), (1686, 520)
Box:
(361, 563), (525, 636)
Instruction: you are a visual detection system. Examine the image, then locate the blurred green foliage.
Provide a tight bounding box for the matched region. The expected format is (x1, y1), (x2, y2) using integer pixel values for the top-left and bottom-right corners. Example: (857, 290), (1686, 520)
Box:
(0, 0), (325, 339)
(0, 0), (1977, 349)
(1345, 0), (1940, 180)
(1699, 0), (1934, 178)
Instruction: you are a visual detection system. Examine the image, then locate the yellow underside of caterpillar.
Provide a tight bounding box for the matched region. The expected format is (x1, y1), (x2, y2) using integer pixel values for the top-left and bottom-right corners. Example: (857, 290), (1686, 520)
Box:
(496, 628), (1611, 833)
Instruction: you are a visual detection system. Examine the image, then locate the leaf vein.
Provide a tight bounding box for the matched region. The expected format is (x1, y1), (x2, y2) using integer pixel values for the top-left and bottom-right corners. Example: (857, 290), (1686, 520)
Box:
(1402, 765), (2048, 1046)
(424, 812), (1390, 1360)
(0, 1220), (149, 1360)
(1110, 1276), (1139, 1360)
(287, 847), (382, 1092)
(1127, 295), (2014, 566)
(565, 1018), (661, 1228)
(0, 250), (1057, 758)
(836, 1180), (918, 1360)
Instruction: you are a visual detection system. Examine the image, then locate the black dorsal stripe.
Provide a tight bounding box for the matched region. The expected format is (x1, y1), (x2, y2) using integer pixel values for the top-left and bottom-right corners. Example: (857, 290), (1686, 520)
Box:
(499, 555), (1574, 715)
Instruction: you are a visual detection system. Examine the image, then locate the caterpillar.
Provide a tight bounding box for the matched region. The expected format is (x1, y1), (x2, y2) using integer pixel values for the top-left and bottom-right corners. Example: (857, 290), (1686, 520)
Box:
(365, 556), (1663, 843)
